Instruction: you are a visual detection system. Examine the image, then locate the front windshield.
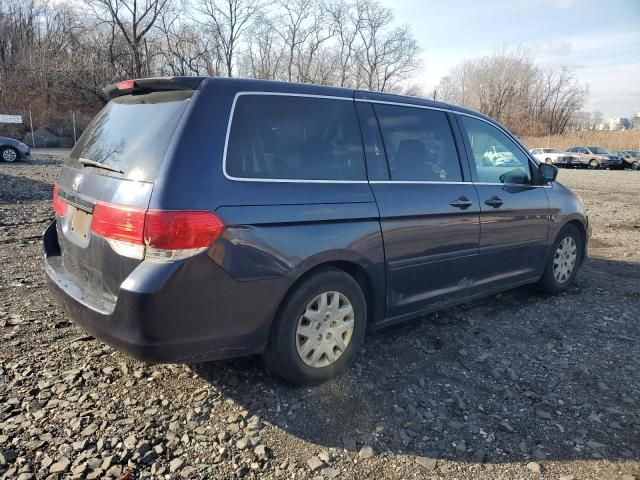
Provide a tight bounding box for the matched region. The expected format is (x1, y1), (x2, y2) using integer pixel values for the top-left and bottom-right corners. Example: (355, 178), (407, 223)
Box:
(588, 146), (609, 154)
(543, 148), (560, 153)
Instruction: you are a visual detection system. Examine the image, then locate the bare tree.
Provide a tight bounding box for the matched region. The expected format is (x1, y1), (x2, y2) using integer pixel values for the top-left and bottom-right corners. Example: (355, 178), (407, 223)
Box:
(242, 13), (285, 79)
(197, 0), (262, 77)
(326, 1), (359, 87)
(84, 0), (171, 78)
(0, 0), (427, 139)
(590, 111), (604, 130)
(295, 6), (333, 83)
(354, 0), (420, 92)
(436, 47), (587, 136)
(277, 0), (317, 82)
(156, 6), (220, 76)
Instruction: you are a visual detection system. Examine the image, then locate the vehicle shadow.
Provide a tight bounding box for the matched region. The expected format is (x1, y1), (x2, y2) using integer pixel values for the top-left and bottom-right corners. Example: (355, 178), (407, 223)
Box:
(193, 257), (640, 464)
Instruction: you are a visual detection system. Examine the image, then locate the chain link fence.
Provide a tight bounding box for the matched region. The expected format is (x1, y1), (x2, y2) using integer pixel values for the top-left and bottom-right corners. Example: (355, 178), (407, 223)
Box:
(0, 109), (94, 149)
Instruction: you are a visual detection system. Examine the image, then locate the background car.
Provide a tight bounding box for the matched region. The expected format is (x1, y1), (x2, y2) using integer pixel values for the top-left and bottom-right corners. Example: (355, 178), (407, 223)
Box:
(530, 147), (581, 167)
(482, 146), (519, 166)
(612, 150), (640, 170)
(0, 136), (31, 162)
(565, 146), (623, 169)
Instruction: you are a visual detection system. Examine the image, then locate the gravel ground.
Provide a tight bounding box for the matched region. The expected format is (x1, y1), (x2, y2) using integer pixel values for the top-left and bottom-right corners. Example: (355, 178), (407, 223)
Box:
(1, 156), (639, 480)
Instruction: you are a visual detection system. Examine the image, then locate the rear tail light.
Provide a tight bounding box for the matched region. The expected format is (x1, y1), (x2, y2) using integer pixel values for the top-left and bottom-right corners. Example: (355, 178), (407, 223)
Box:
(92, 202), (146, 244)
(91, 201), (224, 261)
(53, 183), (67, 216)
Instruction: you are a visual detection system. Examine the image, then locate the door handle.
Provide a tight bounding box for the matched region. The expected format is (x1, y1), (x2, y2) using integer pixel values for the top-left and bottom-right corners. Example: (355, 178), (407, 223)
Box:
(449, 196), (473, 209)
(484, 196), (504, 208)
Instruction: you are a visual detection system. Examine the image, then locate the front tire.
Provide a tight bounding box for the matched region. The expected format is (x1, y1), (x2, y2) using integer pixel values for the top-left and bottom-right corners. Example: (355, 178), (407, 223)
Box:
(1, 146), (18, 163)
(536, 224), (583, 294)
(632, 161), (640, 171)
(589, 159), (599, 169)
(263, 268), (367, 385)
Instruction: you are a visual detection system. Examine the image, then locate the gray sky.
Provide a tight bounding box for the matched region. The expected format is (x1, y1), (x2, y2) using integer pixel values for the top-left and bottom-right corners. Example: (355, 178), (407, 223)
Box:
(380, 0), (640, 118)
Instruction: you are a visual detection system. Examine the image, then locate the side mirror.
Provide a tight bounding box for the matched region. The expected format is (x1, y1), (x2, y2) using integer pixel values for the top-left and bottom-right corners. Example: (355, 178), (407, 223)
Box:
(537, 163), (558, 184)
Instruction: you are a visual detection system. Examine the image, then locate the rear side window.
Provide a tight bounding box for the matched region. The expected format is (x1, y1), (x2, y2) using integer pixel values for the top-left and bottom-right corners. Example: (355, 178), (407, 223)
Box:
(226, 95), (366, 181)
(374, 104), (462, 182)
(67, 91), (192, 181)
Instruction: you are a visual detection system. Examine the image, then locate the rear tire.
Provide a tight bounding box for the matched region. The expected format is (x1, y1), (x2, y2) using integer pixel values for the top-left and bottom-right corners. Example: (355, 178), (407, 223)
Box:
(1, 146), (18, 163)
(589, 159), (598, 169)
(633, 161), (640, 171)
(263, 268), (367, 385)
(545, 158), (552, 164)
(536, 224), (583, 294)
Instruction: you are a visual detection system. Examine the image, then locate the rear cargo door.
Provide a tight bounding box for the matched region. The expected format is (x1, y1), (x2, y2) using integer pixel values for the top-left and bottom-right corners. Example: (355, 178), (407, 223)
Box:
(54, 89), (194, 302)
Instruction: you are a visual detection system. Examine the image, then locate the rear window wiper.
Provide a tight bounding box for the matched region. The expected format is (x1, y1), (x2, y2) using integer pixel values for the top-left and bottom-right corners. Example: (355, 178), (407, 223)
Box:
(79, 157), (125, 174)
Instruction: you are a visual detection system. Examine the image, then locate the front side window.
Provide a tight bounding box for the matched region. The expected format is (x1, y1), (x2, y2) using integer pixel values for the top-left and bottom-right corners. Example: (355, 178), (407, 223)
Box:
(460, 116), (532, 184)
(374, 104), (462, 182)
(226, 95), (365, 181)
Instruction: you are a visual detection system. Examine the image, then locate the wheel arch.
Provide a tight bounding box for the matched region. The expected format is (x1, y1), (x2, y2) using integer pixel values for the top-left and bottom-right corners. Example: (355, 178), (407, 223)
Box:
(565, 219), (587, 265)
(276, 257), (385, 331)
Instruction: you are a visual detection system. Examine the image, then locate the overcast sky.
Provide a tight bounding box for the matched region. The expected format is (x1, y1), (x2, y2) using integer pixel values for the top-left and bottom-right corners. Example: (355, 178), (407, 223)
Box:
(380, 0), (640, 118)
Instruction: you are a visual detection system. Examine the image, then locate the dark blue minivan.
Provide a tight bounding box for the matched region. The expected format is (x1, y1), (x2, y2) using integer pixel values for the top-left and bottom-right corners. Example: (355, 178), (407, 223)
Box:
(44, 77), (589, 384)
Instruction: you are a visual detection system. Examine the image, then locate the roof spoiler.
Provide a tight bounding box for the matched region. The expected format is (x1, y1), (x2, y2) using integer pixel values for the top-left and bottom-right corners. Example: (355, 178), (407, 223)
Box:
(103, 77), (206, 100)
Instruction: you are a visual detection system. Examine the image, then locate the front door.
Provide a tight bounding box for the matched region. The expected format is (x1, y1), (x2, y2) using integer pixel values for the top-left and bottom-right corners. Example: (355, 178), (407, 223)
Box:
(357, 101), (481, 320)
(456, 115), (549, 290)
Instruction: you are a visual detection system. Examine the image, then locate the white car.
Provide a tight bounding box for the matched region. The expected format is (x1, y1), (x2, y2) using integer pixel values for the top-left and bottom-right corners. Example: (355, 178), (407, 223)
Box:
(483, 146), (519, 166)
(530, 148), (580, 167)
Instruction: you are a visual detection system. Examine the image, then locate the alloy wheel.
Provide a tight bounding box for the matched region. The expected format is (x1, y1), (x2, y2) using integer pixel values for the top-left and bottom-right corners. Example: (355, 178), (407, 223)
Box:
(2, 148), (17, 162)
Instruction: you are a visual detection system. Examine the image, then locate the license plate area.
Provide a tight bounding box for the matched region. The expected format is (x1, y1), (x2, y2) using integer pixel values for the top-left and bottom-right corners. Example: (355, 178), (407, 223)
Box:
(70, 206), (92, 239)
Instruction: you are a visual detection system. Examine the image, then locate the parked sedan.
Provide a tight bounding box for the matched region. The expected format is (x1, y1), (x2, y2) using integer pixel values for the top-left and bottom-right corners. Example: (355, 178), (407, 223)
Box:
(530, 148), (581, 167)
(565, 146), (623, 169)
(612, 150), (640, 170)
(0, 136), (31, 162)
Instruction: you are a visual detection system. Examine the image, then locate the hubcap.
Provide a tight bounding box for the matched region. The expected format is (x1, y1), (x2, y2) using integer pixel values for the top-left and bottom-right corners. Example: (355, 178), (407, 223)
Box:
(2, 149), (17, 162)
(296, 291), (354, 368)
(553, 236), (577, 283)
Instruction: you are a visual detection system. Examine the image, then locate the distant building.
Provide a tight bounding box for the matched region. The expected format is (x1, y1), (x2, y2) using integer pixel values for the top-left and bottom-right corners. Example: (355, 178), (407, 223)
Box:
(632, 113), (640, 130)
(598, 117), (631, 131)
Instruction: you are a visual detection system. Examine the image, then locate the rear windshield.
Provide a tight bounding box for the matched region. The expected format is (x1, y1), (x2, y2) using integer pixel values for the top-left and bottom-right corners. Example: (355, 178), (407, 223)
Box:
(67, 90), (192, 181)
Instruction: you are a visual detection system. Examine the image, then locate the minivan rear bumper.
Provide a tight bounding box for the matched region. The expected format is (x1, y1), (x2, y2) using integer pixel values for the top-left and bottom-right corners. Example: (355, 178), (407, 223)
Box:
(43, 221), (284, 363)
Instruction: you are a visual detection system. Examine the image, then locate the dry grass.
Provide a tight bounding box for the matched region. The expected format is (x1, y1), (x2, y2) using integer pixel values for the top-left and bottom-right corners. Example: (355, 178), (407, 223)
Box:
(519, 129), (640, 152)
